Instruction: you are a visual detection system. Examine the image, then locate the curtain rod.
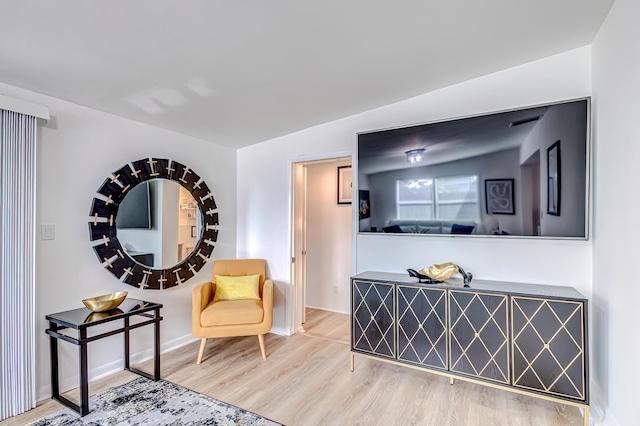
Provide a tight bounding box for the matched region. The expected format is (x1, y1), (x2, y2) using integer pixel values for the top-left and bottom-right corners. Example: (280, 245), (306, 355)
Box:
(0, 94), (50, 120)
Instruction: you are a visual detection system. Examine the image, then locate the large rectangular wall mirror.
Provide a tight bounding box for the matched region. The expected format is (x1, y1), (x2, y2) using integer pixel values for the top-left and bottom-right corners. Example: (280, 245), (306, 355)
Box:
(357, 98), (590, 239)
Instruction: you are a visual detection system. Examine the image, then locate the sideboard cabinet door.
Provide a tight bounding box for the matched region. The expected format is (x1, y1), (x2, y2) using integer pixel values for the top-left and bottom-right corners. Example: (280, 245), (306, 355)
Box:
(397, 285), (448, 369)
(511, 296), (587, 401)
(449, 290), (510, 384)
(352, 280), (395, 358)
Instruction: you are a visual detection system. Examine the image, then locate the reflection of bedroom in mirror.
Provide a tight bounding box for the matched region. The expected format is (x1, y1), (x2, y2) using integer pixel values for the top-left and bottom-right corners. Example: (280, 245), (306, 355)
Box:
(357, 98), (590, 239)
(116, 179), (202, 268)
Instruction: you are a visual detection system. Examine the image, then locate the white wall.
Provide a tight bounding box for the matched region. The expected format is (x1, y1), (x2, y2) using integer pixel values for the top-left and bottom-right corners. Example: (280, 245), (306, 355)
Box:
(237, 46), (594, 336)
(0, 82), (237, 401)
(305, 159), (352, 313)
(592, 0), (640, 424)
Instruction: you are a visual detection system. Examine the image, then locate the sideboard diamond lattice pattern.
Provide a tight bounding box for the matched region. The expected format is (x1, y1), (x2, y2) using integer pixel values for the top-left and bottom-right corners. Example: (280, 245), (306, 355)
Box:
(349, 272), (590, 423)
(449, 290), (509, 384)
(397, 286), (447, 369)
(512, 296), (586, 401)
(352, 281), (395, 358)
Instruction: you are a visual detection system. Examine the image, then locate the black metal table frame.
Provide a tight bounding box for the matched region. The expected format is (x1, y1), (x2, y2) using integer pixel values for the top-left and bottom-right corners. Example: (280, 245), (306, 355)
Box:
(46, 302), (162, 416)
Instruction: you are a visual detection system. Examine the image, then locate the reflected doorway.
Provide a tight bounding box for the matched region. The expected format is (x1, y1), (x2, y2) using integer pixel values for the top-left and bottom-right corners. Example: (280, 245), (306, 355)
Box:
(521, 151), (541, 236)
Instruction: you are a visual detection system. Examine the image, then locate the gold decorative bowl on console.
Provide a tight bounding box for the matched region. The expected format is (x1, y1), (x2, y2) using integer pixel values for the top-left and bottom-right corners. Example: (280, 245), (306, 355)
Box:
(418, 262), (459, 281)
(82, 291), (128, 313)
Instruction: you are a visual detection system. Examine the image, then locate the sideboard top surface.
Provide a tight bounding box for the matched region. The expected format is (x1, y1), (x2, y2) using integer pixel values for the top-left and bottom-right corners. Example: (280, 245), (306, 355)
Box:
(352, 271), (586, 300)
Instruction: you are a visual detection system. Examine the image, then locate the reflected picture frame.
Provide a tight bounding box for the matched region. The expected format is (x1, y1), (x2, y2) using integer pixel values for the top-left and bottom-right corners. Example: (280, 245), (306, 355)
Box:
(547, 140), (561, 216)
(337, 166), (352, 204)
(359, 190), (370, 219)
(485, 179), (515, 215)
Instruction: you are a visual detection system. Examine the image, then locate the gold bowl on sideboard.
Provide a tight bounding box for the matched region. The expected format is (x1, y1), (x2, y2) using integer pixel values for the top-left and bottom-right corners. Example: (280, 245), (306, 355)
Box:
(418, 262), (458, 281)
(82, 291), (128, 313)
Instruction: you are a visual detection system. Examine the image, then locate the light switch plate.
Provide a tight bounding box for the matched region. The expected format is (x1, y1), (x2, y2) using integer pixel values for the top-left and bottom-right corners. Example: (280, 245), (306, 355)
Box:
(41, 224), (55, 240)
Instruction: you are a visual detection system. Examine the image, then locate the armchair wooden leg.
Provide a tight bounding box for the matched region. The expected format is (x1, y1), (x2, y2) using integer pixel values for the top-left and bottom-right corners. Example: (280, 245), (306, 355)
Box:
(197, 338), (207, 364)
(258, 334), (267, 359)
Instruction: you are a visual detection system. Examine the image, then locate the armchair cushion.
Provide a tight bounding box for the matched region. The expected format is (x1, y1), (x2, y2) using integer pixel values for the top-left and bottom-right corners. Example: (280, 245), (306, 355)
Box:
(201, 299), (265, 326)
(213, 274), (260, 301)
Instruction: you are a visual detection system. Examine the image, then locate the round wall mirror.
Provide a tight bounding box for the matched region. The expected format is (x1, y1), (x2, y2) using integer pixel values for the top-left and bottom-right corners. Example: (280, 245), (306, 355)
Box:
(88, 158), (218, 289)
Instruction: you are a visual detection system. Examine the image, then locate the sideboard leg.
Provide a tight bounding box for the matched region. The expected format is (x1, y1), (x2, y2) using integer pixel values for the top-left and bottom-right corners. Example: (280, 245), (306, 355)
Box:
(583, 405), (589, 426)
(350, 353), (354, 372)
(450, 377), (454, 385)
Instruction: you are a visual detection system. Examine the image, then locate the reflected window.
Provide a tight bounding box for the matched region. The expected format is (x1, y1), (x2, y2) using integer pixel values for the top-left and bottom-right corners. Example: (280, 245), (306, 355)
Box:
(397, 175), (479, 221)
(397, 179), (434, 220)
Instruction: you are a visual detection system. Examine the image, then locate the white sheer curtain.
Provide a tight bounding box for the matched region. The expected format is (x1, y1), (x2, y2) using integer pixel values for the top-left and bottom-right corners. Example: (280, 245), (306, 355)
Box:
(0, 108), (37, 420)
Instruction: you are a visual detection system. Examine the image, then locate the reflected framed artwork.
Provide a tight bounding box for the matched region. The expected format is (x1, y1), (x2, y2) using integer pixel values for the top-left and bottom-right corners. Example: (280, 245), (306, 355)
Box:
(359, 190), (370, 219)
(485, 179), (515, 215)
(337, 166), (352, 204)
(547, 140), (561, 216)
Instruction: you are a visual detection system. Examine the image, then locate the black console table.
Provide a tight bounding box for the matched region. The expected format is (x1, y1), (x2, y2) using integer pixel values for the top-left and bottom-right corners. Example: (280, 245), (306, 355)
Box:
(46, 298), (163, 416)
(351, 272), (589, 426)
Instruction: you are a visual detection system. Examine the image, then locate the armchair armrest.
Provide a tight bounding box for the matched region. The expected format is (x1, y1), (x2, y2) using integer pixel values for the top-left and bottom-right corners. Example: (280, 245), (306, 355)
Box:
(192, 281), (215, 329)
(262, 279), (274, 327)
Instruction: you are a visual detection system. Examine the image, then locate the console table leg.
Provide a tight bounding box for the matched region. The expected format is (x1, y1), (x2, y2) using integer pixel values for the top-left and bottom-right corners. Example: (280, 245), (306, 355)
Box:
(79, 329), (89, 416)
(350, 353), (354, 372)
(450, 377), (454, 385)
(124, 317), (130, 370)
(154, 308), (160, 380)
(49, 322), (60, 400)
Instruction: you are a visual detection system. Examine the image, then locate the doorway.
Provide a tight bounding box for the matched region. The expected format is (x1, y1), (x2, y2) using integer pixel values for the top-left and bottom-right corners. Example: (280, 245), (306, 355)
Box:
(291, 156), (352, 343)
(521, 150), (541, 235)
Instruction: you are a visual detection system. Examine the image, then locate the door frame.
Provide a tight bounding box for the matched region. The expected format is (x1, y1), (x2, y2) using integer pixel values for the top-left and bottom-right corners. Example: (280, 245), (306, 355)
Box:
(288, 150), (353, 335)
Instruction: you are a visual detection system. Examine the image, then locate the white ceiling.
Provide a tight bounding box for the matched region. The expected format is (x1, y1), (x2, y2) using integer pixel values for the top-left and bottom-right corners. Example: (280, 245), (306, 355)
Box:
(0, 1), (613, 149)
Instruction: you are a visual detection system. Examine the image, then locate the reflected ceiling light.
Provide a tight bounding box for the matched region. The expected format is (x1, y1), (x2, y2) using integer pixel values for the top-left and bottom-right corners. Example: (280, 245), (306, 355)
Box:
(405, 148), (426, 164)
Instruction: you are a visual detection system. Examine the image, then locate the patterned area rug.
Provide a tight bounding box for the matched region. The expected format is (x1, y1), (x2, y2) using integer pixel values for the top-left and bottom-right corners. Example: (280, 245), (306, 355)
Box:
(29, 377), (281, 426)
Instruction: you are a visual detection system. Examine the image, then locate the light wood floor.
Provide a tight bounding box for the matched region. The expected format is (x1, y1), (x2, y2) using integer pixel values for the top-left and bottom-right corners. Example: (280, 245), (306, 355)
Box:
(300, 307), (350, 345)
(2, 323), (584, 426)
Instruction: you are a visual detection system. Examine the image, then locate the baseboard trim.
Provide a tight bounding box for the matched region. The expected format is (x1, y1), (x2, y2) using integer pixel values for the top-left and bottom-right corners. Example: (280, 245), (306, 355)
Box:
(269, 326), (290, 336)
(36, 330), (293, 402)
(305, 305), (349, 315)
(37, 334), (199, 402)
(590, 383), (621, 426)
(601, 410), (621, 426)
(589, 394), (605, 425)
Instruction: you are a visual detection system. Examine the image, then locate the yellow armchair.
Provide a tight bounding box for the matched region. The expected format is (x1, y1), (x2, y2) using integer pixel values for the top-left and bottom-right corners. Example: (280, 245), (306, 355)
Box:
(192, 259), (274, 363)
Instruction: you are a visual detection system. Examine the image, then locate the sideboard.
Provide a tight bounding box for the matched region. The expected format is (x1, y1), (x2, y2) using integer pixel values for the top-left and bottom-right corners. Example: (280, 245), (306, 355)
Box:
(350, 271), (589, 426)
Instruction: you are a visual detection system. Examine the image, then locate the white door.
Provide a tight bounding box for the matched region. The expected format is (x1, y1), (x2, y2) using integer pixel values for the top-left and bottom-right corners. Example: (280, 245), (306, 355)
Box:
(292, 163), (308, 331)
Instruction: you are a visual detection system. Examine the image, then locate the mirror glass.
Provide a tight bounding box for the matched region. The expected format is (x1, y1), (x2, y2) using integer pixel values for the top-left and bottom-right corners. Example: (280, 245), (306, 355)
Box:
(116, 179), (202, 268)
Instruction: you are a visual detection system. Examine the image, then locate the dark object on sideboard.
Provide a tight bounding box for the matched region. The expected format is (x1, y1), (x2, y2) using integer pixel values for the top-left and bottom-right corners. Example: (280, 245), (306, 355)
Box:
(457, 265), (473, 287)
(407, 268), (442, 284)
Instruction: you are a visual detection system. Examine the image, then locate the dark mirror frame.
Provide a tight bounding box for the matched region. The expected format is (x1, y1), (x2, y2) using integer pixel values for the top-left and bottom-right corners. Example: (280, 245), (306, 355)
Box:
(88, 158), (218, 289)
